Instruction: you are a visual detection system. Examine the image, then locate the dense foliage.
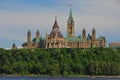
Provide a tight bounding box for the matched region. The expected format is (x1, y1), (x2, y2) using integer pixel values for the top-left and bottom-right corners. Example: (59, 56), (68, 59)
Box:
(0, 48), (120, 76)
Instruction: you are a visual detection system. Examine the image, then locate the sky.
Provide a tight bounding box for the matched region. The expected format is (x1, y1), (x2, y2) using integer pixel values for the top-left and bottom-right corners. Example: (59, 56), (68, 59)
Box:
(0, 0), (120, 48)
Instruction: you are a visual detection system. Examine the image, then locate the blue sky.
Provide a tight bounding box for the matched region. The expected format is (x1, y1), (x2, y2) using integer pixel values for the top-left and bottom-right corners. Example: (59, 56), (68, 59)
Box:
(0, 0), (120, 48)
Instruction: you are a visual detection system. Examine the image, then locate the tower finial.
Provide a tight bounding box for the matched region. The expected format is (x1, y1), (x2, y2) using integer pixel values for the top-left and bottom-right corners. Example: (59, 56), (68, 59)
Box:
(67, 0), (74, 37)
(53, 16), (59, 29)
(28, 29), (31, 32)
(55, 16), (57, 20)
(69, 0), (72, 8)
(68, 0), (73, 21)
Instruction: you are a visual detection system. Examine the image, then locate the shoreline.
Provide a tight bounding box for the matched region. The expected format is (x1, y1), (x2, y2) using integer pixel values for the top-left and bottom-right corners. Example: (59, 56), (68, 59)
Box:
(1, 75), (120, 78)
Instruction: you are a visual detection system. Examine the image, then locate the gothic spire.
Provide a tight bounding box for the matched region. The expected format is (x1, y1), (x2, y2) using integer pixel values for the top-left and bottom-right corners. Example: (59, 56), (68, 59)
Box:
(68, 8), (73, 21)
(53, 16), (59, 29)
(67, 5), (74, 37)
(68, 0), (73, 21)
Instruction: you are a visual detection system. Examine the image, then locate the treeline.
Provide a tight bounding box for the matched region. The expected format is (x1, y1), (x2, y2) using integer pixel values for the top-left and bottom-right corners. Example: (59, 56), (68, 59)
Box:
(0, 48), (120, 76)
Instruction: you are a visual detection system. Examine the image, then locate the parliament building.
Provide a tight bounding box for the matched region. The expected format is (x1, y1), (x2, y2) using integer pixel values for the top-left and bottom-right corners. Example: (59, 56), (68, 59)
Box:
(22, 8), (106, 49)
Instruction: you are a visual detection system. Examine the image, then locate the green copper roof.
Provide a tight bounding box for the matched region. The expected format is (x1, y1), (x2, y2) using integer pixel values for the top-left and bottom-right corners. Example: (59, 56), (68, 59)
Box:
(22, 42), (27, 46)
(97, 36), (103, 41)
(32, 38), (44, 43)
(65, 36), (84, 42)
(36, 29), (39, 32)
(69, 8), (73, 21)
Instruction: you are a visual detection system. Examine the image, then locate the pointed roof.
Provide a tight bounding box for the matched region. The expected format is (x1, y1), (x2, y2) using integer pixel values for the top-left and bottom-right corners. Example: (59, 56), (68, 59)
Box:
(68, 8), (73, 21)
(36, 29), (39, 33)
(87, 34), (92, 40)
(12, 43), (16, 46)
(50, 17), (63, 38)
(92, 27), (96, 32)
(82, 28), (86, 32)
(53, 16), (59, 29)
(28, 29), (31, 33)
(12, 43), (17, 49)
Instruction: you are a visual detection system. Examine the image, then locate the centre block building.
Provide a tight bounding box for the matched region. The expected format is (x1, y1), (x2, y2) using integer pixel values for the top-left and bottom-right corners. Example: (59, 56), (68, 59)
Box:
(22, 8), (106, 49)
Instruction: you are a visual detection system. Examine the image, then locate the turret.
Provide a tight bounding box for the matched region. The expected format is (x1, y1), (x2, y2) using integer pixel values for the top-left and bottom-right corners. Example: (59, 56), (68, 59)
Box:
(82, 28), (86, 40)
(12, 43), (17, 49)
(92, 27), (96, 40)
(46, 31), (48, 41)
(92, 27), (96, 46)
(27, 29), (31, 46)
(36, 29), (40, 39)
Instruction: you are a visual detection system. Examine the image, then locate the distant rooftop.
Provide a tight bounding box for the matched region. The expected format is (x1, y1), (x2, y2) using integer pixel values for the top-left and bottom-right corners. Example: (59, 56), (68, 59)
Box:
(110, 42), (120, 45)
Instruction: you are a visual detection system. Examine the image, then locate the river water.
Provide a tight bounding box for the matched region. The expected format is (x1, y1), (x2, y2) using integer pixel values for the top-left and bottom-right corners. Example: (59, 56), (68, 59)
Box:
(0, 76), (120, 80)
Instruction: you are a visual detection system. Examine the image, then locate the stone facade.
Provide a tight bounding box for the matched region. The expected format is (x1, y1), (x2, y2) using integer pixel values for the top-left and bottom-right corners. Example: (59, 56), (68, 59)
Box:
(22, 8), (106, 49)
(45, 18), (66, 48)
(109, 42), (120, 49)
(65, 8), (106, 48)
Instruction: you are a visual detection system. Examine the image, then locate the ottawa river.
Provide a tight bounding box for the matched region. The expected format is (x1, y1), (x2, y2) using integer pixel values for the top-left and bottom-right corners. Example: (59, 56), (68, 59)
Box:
(0, 76), (120, 80)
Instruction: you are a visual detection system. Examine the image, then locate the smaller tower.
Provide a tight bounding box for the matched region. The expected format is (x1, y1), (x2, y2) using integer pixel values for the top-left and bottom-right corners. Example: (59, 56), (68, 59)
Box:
(12, 43), (17, 49)
(45, 31), (48, 48)
(82, 28), (86, 40)
(27, 29), (31, 47)
(92, 27), (96, 46)
(36, 29), (40, 39)
(102, 37), (106, 48)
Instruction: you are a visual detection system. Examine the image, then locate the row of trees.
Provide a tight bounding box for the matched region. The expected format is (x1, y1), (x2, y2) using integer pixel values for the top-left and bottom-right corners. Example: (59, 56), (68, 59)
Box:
(0, 48), (120, 76)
